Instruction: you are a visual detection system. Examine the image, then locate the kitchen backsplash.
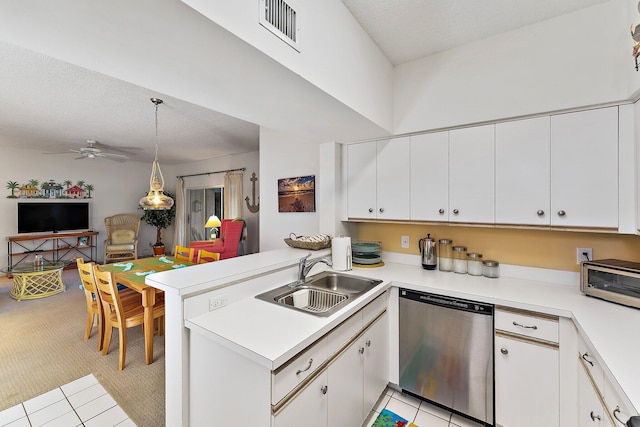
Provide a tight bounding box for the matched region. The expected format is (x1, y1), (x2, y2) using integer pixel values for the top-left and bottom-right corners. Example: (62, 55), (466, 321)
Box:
(354, 223), (640, 272)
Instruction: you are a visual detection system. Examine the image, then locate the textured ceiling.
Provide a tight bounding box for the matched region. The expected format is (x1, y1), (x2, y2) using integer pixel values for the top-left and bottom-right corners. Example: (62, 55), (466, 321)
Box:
(341, 0), (608, 65)
(0, 41), (260, 165)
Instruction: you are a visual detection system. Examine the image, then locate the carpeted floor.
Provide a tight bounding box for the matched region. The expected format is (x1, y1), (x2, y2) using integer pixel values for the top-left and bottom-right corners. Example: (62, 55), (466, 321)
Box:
(0, 269), (165, 426)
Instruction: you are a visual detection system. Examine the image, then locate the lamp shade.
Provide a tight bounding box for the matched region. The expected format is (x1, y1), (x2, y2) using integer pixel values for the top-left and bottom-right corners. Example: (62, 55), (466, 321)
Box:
(205, 215), (221, 228)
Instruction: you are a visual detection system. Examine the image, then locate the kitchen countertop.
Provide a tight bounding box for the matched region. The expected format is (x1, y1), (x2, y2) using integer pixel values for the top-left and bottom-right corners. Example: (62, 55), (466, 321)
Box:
(184, 254), (640, 412)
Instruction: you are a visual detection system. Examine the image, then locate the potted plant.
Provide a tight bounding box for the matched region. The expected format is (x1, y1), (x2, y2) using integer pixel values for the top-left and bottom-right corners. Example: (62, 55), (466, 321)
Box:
(140, 191), (176, 256)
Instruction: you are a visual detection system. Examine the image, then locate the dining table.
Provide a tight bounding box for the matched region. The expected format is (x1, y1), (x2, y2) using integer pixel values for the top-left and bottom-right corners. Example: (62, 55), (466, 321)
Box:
(99, 256), (195, 364)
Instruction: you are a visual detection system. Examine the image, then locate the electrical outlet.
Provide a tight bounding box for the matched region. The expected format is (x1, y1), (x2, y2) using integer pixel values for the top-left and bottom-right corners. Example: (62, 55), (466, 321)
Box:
(401, 235), (410, 249)
(576, 248), (593, 264)
(209, 295), (228, 311)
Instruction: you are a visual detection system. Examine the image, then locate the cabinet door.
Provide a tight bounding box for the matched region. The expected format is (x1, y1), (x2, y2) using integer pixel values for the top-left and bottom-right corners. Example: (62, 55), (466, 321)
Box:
(495, 336), (559, 427)
(377, 138), (410, 220)
(327, 339), (363, 427)
(274, 370), (328, 427)
(410, 132), (449, 221)
(347, 142), (377, 219)
(363, 313), (389, 419)
(550, 107), (618, 228)
(578, 361), (605, 427)
(449, 125), (495, 224)
(495, 117), (551, 225)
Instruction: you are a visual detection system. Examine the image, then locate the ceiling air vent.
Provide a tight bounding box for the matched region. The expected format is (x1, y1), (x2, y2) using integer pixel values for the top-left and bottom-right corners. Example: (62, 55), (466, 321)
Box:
(260, 0), (299, 51)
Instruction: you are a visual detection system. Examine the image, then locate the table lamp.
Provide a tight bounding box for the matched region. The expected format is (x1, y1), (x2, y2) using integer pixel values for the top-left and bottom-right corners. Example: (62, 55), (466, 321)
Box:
(205, 215), (221, 240)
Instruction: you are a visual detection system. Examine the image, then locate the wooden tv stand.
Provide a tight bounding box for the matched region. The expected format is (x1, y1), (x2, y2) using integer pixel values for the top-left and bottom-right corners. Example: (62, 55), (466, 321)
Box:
(6, 231), (99, 272)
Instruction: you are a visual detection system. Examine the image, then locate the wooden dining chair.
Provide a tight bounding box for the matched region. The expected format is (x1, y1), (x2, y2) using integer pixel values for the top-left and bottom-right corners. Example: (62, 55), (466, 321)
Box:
(93, 265), (165, 370)
(77, 258), (104, 351)
(174, 245), (195, 262)
(196, 249), (220, 264)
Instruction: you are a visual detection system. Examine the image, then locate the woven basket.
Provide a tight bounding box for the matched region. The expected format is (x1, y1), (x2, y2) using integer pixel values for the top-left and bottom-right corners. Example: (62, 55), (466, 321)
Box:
(284, 237), (331, 250)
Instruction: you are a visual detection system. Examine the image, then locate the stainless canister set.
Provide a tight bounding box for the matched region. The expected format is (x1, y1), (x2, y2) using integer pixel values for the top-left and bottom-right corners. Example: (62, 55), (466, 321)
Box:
(419, 234), (499, 278)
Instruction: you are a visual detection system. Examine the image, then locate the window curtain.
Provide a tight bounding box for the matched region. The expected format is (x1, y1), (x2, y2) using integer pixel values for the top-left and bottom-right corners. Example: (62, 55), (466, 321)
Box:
(173, 178), (187, 247)
(224, 171), (243, 219)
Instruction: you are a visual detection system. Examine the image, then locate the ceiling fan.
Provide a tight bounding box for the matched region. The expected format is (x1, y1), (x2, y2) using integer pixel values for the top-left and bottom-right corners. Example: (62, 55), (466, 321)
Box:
(42, 139), (133, 162)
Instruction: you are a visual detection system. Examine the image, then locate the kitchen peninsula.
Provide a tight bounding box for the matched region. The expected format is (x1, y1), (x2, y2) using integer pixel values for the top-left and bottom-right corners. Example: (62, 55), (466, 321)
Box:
(147, 248), (640, 427)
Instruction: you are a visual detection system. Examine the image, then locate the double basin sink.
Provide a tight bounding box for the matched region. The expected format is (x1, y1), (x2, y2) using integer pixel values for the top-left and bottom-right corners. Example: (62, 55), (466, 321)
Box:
(255, 271), (383, 317)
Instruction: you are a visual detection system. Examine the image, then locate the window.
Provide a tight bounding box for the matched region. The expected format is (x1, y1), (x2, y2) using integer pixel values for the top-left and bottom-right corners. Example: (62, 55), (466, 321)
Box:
(187, 187), (223, 243)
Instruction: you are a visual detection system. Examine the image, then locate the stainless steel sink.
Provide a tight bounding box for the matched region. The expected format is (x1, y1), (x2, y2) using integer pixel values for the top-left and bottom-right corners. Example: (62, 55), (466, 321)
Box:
(255, 271), (383, 317)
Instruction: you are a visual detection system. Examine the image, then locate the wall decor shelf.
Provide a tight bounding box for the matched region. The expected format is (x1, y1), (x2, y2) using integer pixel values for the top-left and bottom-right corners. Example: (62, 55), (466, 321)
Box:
(6, 231), (99, 272)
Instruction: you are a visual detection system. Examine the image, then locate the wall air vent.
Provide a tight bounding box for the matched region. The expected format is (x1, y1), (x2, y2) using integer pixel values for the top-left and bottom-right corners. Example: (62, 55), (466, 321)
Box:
(260, 0), (299, 51)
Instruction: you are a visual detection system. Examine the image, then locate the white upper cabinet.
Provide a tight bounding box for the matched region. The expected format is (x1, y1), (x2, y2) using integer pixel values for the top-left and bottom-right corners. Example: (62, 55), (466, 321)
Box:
(496, 117), (551, 225)
(377, 138), (411, 220)
(347, 142), (377, 219)
(347, 138), (410, 220)
(550, 107), (618, 228)
(449, 125), (495, 224)
(410, 132), (449, 221)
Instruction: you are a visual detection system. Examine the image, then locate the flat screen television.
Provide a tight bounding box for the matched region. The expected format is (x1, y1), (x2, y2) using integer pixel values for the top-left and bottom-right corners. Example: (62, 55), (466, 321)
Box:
(18, 202), (90, 234)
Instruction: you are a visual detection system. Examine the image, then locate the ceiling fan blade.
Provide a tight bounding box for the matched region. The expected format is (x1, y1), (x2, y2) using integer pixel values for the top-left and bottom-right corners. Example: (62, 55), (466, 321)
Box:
(91, 141), (141, 155)
(42, 152), (72, 155)
(74, 155), (87, 160)
(100, 152), (129, 162)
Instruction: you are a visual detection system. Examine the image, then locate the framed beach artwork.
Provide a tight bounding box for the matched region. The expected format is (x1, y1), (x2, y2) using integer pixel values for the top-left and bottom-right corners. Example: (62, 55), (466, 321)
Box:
(278, 175), (315, 213)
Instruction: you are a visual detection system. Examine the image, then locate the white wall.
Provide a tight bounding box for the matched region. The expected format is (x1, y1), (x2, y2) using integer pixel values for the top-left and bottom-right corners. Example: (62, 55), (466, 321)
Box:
(0, 145), (164, 269)
(629, 0), (640, 97)
(259, 128), (321, 251)
(172, 151), (260, 254)
(394, 1), (630, 134)
(180, 0), (393, 131)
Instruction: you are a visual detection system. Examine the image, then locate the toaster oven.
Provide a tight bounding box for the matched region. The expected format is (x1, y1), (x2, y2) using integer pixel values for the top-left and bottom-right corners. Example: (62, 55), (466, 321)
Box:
(581, 259), (640, 309)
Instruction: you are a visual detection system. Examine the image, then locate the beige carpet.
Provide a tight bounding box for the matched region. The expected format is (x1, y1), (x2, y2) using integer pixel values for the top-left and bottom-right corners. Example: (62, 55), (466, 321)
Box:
(0, 269), (165, 426)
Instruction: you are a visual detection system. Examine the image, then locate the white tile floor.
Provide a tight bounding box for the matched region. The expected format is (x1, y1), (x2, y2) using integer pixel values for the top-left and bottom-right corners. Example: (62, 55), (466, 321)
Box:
(363, 387), (484, 427)
(0, 374), (134, 427)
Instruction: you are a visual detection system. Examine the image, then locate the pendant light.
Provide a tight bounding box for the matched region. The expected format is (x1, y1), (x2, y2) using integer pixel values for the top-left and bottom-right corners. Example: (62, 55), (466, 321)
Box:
(139, 97), (174, 210)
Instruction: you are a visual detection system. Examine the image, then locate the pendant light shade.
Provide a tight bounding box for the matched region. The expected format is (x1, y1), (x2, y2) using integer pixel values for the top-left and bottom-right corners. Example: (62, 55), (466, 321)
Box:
(139, 98), (174, 210)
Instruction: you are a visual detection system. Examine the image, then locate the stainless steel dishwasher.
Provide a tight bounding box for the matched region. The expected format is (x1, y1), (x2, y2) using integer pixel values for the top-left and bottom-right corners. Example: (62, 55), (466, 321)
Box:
(399, 289), (494, 426)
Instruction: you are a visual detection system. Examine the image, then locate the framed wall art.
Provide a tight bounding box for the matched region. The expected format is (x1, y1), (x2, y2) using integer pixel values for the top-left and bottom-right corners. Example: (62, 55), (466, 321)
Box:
(278, 175), (315, 213)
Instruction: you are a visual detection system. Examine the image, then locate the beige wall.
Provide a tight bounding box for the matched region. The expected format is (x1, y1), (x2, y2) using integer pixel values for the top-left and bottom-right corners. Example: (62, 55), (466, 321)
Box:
(355, 223), (640, 272)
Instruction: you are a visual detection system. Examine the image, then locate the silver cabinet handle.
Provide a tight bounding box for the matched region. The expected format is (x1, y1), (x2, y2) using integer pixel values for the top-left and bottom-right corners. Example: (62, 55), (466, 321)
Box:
(438, 208), (445, 214)
(537, 210), (544, 216)
(582, 353), (594, 367)
(296, 358), (313, 375)
(366, 339), (371, 347)
(368, 208), (373, 213)
(379, 208), (384, 213)
(453, 209), (459, 214)
(590, 411), (601, 421)
(500, 348), (508, 355)
(513, 321), (538, 330)
(321, 385), (328, 395)
(613, 406), (626, 425)
(558, 210), (566, 217)
(359, 347), (365, 355)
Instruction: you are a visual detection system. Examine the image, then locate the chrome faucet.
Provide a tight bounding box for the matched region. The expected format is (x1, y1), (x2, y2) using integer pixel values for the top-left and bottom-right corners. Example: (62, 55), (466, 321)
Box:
(296, 253), (333, 285)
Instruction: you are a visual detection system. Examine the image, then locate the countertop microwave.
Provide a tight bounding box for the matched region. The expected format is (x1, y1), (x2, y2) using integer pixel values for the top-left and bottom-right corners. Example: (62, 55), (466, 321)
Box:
(581, 259), (640, 309)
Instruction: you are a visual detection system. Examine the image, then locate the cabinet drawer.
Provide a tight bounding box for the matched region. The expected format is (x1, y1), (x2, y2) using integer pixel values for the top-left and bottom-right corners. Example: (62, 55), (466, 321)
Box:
(495, 307), (558, 343)
(272, 337), (328, 404)
(578, 335), (604, 394)
(362, 292), (387, 326)
(327, 310), (362, 357)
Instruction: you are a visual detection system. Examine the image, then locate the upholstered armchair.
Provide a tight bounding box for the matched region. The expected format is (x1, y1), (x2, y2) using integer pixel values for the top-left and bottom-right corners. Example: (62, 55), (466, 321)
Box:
(104, 214), (140, 263)
(189, 219), (244, 260)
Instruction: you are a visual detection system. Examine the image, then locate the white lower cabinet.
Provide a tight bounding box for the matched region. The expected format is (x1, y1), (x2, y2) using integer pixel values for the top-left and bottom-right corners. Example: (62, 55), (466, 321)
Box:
(275, 370), (328, 427)
(274, 297), (388, 427)
(495, 335), (559, 427)
(578, 360), (606, 426)
(494, 307), (560, 427)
